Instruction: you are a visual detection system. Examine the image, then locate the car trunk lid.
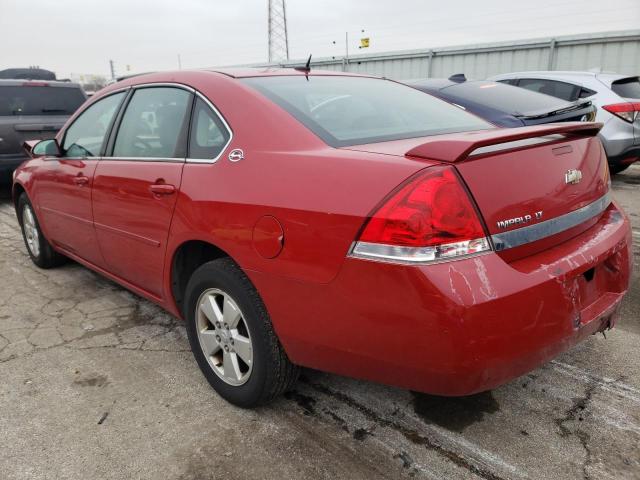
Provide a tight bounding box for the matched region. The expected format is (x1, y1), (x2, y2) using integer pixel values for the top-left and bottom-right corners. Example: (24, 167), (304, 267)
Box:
(344, 123), (610, 261)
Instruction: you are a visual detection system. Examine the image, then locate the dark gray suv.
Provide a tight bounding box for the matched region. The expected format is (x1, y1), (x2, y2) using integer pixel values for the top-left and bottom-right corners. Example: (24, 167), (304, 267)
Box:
(0, 79), (86, 186)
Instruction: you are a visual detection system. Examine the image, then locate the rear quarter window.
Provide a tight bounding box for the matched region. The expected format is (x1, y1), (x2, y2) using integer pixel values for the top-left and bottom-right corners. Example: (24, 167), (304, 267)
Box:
(242, 76), (491, 147)
(611, 77), (640, 99)
(517, 79), (579, 102)
(0, 85), (85, 116)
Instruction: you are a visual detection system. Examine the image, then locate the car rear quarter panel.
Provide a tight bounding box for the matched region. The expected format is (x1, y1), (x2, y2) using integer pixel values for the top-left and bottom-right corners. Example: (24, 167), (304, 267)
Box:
(164, 73), (432, 314)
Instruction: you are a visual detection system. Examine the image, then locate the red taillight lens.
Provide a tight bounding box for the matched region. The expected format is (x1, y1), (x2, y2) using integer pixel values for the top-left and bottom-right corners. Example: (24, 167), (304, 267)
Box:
(351, 166), (490, 264)
(603, 102), (640, 123)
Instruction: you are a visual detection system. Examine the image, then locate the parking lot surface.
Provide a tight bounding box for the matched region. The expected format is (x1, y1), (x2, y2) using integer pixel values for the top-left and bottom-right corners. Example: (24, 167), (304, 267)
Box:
(1, 166), (639, 480)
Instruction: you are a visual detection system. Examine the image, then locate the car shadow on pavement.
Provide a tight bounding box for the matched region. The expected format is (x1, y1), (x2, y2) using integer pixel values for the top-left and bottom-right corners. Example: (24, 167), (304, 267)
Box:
(0, 186), (11, 203)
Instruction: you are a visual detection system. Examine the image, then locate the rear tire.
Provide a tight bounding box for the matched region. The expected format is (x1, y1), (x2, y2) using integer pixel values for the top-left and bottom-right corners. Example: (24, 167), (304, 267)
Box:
(185, 258), (299, 408)
(17, 193), (66, 269)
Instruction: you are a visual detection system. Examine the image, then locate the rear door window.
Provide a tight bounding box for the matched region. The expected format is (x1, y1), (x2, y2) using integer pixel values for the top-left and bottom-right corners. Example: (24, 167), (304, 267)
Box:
(62, 92), (126, 157)
(611, 77), (640, 99)
(188, 97), (231, 160)
(113, 87), (192, 158)
(517, 79), (579, 102)
(0, 85), (85, 116)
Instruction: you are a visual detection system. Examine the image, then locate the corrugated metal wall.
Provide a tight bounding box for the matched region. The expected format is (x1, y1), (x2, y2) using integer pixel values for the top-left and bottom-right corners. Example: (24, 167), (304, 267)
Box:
(253, 30), (640, 80)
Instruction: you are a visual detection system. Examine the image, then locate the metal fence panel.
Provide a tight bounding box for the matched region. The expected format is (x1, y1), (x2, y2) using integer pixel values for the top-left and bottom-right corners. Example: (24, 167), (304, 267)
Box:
(242, 30), (640, 80)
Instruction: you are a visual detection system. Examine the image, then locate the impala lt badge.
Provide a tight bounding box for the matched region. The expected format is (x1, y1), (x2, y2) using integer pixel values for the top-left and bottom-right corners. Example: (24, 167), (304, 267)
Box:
(497, 210), (543, 229)
(565, 169), (583, 185)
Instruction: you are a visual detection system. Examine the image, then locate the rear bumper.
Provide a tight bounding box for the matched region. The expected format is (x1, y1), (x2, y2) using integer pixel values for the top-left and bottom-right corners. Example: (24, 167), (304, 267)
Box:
(253, 202), (632, 396)
(606, 146), (640, 168)
(599, 118), (638, 166)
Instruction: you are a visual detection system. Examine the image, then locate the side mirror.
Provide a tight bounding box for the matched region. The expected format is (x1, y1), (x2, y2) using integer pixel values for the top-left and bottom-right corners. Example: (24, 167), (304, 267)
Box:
(25, 139), (62, 157)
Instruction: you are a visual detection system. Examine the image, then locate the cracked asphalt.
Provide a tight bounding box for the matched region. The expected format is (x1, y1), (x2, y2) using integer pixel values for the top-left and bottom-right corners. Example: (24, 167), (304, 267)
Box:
(1, 165), (639, 480)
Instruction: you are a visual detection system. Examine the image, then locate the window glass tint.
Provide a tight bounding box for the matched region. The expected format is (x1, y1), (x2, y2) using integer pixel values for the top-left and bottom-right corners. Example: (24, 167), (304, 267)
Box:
(188, 97), (230, 159)
(579, 87), (596, 98)
(611, 77), (640, 99)
(0, 86), (85, 116)
(62, 91), (125, 157)
(242, 76), (491, 147)
(518, 79), (578, 101)
(113, 87), (191, 158)
(442, 81), (568, 114)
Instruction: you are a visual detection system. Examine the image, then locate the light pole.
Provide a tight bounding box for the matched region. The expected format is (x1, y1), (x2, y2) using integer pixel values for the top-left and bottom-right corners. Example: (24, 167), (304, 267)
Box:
(332, 29), (365, 72)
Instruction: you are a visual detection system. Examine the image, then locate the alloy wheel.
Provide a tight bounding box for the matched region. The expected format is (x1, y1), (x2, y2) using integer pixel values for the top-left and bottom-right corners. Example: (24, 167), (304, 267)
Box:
(22, 205), (40, 258)
(196, 288), (253, 386)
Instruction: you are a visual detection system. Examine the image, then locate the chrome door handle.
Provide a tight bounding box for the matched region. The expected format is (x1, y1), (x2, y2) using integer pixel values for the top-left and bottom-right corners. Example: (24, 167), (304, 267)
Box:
(73, 175), (89, 186)
(149, 184), (176, 195)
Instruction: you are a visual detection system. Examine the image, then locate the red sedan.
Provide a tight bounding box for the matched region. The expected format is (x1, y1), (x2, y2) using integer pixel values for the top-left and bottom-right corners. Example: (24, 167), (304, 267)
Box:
(12, 69), (631, 407)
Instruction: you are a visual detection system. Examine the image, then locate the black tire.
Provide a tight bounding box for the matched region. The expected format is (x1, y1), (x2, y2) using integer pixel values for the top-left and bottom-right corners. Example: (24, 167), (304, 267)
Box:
(609, 163), (629, 175)
(185, 258), (299, 408)
(17, 193), (66, 269)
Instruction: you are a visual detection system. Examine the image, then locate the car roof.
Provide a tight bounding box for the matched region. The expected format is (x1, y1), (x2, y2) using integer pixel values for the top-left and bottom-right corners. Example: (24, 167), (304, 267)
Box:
(103, 68), (377, 92)
(0, 79), (83, 88)
(204, 67), (373, 79)
(96, 68), (381, 101)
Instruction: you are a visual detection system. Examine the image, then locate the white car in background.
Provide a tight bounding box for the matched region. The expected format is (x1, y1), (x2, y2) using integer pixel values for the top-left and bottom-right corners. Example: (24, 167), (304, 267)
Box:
(490, 71), (640, 173)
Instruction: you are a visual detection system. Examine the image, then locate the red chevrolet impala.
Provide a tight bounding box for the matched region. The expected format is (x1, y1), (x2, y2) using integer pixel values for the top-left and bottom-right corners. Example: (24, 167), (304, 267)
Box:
(12, 69), (631, 407)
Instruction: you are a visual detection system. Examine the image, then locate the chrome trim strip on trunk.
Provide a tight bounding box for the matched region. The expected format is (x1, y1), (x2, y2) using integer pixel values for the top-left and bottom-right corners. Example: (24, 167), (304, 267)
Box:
(491, 192), (611, 251)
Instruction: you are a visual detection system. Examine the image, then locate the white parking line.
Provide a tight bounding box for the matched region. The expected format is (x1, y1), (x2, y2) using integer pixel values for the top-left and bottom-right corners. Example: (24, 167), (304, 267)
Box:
(551, 361), (640, 404)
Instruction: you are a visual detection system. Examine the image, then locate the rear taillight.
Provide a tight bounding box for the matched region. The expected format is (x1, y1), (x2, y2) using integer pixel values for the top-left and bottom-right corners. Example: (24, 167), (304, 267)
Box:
(350, 166), (491, 264)
(602, 102), (640, 123)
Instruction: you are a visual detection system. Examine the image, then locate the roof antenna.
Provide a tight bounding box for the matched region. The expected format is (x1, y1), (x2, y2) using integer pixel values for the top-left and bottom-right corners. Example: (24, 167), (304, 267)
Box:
(295, 54), (312, 73)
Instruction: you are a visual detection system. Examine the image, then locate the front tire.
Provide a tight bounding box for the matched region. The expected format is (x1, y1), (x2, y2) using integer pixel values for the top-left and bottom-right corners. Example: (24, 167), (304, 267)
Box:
(185, 258), (299, 407)
(17, 193), (66, 269)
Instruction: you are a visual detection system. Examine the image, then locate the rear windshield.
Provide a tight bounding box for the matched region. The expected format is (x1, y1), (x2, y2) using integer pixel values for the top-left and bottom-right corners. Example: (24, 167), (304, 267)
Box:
(0, 85), (85, 116)
(611, 77), (640, 99)
(242, 76), (491, 147)
(439, 81), (568, 115)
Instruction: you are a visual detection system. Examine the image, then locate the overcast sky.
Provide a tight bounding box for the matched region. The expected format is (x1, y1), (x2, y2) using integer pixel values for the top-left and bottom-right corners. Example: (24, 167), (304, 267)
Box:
(1, 0), (638, 79)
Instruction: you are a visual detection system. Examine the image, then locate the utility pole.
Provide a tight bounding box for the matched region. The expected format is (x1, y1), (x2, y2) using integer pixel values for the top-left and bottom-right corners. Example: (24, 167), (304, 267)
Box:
(345, 31), (349, 69)
(177, 54), (182, 70)
(109, 60), (115, 80)
(268, 0), (289, 63)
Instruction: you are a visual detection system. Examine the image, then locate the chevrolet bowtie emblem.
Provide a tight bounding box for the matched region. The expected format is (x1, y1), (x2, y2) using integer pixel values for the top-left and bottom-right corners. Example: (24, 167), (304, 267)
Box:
(565, 169), (583, 185)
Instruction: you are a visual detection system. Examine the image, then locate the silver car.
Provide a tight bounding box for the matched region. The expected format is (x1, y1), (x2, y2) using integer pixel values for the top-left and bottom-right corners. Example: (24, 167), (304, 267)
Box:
(490, 71), (640, 173)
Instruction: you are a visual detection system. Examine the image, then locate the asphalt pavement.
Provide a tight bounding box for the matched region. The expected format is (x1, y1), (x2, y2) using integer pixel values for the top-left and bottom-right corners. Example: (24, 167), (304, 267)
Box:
(1, 165), (639, 479)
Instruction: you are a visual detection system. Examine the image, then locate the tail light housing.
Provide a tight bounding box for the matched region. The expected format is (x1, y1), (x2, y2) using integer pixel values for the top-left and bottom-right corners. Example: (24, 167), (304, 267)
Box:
(350, 166), (491, 264)
(602, 102), (640, 123)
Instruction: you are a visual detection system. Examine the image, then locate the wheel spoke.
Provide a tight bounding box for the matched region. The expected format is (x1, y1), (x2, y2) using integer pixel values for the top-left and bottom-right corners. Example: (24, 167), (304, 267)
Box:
(222, 295), (241, 328)
(23, 206), (40, 257)
(196, 288), (253, 386)
(200, 295), (223, 325)
(199, 329), (221, 356)
(233, 334), (252, 365)
(223, 350), (241, 382)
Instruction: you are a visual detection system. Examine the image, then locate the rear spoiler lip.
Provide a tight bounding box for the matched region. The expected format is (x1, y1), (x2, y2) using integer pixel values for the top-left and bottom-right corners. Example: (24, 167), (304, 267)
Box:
(405, 122), (603, 163)
(515, 100), (592, 120)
